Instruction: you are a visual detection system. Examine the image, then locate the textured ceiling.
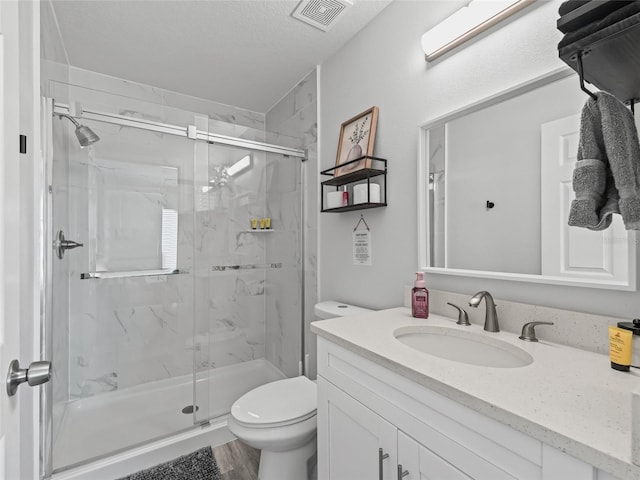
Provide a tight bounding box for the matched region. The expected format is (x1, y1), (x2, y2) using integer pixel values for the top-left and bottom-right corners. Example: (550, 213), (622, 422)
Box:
(51, 0), (393, 113)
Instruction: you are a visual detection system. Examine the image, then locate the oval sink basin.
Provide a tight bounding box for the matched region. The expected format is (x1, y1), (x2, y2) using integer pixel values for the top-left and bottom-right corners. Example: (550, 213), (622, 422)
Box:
(394, 326), (533, 368)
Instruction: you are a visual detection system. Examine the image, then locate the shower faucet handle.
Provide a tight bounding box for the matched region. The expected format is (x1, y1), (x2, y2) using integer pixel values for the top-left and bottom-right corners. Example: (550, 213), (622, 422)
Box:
(55, 230), (84, 259)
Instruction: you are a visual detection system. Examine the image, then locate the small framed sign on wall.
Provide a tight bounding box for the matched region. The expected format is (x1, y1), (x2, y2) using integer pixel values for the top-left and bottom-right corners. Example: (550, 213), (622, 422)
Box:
(352, 215), (372, 266)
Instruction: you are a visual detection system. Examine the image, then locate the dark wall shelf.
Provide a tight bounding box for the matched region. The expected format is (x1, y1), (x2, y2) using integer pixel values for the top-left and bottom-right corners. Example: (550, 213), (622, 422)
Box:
(320, 156), (387, 185)
(320, 156), (387, 213)
(321, 166), (387, 186)
(558, 3), (640, 104)
(322, 202), (387, 213)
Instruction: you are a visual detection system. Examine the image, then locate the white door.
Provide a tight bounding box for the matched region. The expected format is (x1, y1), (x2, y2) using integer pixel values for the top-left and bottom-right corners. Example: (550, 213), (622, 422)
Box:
(317, 377), (397, 480)
(1, 2), (42, 479)
(1, 4), (22, 479)
(541, 114), (633, 286)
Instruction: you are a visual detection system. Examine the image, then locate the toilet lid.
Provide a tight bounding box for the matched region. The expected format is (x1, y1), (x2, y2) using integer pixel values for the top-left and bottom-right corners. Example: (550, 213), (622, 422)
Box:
(231, 376), (317, 428)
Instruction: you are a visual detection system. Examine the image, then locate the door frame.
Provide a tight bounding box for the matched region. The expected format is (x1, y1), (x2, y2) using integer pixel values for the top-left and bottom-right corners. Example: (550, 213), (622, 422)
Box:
(1, 1), (42, 479)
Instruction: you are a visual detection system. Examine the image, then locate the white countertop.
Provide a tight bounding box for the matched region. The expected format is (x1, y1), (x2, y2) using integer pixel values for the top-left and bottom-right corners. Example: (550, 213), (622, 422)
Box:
(311, 307), (640, 479)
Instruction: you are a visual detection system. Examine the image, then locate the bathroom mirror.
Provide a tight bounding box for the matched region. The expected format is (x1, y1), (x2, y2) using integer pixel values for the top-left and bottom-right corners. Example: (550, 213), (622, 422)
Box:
(418, 68), (637, 290)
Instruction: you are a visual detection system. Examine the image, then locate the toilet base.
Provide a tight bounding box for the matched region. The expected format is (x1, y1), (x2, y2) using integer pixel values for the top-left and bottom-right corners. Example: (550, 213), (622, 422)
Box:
(258, 435), (316, 480)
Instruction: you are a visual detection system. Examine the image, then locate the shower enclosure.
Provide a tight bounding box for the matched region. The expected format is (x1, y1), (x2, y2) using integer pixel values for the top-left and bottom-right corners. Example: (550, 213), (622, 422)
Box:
(41, 85), (306, 476)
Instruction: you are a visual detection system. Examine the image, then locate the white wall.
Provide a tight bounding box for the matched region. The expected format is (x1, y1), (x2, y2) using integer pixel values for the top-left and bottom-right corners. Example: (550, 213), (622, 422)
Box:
(319, 0), (640, 319)
(445, 74), (584, 275)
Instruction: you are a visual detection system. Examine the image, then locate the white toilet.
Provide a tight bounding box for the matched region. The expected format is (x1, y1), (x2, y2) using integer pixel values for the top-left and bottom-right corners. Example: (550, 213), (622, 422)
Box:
(227, 301), (372, 480)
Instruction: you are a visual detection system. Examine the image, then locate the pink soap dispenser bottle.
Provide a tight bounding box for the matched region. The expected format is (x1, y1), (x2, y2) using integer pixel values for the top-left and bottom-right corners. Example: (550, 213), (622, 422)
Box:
(412, 272), (429, 319)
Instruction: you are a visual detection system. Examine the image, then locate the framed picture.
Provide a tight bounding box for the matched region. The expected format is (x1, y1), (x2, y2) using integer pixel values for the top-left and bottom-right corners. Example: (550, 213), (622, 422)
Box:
(334, 106), (379, 177)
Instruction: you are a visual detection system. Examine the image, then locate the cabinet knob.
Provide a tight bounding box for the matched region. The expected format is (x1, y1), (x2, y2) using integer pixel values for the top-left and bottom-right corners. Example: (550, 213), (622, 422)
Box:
(397, 464), (410, 479)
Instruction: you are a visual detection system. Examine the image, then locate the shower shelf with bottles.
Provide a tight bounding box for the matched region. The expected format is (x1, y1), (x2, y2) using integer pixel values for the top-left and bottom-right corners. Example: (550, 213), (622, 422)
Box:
(320, 156), (387, 213)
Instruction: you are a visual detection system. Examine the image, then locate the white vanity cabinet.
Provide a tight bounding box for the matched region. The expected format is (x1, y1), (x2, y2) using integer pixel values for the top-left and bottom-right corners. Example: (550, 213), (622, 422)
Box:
(321, 380), (511, 480)
(398, 431), (475, 480)
(320, 379), (397, 479)
(316, 337), (622, 480)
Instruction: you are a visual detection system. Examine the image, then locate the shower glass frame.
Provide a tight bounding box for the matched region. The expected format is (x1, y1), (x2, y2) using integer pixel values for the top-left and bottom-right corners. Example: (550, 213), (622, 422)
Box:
(41, 93), (306, 477)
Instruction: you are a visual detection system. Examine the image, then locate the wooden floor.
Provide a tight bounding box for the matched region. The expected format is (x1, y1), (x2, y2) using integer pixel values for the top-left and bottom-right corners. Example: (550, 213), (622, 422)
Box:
(213, 439), (318, 480)
(213, 440), (260, 480)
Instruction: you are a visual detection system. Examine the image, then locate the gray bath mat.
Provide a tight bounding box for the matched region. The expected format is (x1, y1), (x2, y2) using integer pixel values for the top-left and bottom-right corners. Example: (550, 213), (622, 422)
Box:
(116, 446), (220, 480)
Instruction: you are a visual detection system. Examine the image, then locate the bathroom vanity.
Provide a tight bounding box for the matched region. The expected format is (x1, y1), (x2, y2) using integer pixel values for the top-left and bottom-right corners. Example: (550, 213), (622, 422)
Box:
(311, 308), (640, 480)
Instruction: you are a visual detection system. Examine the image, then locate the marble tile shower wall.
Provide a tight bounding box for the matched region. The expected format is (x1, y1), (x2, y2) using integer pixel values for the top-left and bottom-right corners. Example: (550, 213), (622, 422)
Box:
(50, 110), (71, 412)
(64, 112), (198, 398)
(196, 148), (271, 372)
(41, 0), (72, 424)
(265, 70), (318, 378)
(264, 159), (303, 377)
(45, 70), (276, 399)
(199, 147), (303, 378)
(45, 62), (315, 402)
(67, 67), (265, 131)
(40, 1), (67, 98)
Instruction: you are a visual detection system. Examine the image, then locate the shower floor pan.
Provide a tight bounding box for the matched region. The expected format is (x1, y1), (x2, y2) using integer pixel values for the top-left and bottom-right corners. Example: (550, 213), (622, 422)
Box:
(52, 359), (284, 475)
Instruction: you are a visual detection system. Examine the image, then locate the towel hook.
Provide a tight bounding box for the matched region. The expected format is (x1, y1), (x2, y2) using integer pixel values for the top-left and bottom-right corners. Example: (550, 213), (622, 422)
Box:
(575, 51), (597, 101)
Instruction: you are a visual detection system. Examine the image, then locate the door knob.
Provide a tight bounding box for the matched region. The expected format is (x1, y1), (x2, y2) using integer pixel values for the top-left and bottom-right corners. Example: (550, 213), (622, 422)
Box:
(6, 359), (52, 396)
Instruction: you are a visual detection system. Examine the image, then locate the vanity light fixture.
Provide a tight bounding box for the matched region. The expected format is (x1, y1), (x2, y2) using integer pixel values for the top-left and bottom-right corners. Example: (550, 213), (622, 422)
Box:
(227, 154), (252, 176)
(421, 0), (535, 62)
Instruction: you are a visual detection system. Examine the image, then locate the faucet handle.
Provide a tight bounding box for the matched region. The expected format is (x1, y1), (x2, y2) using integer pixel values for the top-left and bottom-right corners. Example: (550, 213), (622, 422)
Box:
(447, 302), (471, 326)
(519, 321), (554, 342)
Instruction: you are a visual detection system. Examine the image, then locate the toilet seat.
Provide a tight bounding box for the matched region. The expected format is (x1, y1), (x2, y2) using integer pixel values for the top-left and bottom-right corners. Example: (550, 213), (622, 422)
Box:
(231, 376), (317, 429)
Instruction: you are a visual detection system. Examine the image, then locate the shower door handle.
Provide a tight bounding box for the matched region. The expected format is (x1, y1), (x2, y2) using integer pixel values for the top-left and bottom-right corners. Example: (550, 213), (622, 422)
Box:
(6, 359), (52, 396)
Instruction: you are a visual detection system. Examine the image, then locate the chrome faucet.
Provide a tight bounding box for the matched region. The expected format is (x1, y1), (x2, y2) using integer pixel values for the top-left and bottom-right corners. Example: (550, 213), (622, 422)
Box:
(469, 291), (499, 332)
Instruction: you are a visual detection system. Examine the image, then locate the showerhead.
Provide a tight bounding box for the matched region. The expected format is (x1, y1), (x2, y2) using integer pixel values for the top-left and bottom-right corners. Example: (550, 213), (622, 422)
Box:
(59, 114), (100, 147)
(75, 124), (100, 147)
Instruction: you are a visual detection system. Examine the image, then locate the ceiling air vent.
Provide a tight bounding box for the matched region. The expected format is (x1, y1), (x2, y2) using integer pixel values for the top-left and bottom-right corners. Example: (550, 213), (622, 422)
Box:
(291, 0), (353, 32)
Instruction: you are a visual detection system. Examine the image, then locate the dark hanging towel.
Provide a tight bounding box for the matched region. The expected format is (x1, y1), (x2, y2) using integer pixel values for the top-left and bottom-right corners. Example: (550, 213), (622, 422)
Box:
(559, 1), (593, 17)
(559, 1), (640, 48)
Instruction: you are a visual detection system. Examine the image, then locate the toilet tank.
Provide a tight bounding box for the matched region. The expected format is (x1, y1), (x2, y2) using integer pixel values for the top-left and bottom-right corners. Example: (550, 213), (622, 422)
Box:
(314, 301), (372, 320)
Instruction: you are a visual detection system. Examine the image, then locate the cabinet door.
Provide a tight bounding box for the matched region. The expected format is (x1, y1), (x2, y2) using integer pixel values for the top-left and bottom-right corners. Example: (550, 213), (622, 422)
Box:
(398, 431), (472, 480)
(318, 378), (397, 480)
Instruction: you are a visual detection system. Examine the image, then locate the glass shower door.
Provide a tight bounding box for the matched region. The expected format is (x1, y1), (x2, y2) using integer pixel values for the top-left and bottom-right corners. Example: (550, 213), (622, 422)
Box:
(193, 138), (304, 424)
(43, 84), (306, 475)
(45, 91), (207, 473)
